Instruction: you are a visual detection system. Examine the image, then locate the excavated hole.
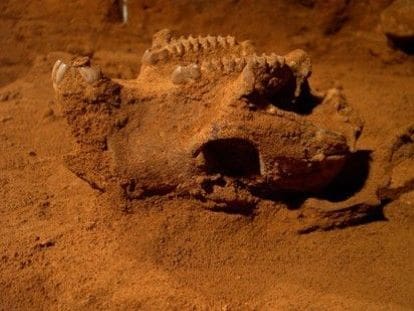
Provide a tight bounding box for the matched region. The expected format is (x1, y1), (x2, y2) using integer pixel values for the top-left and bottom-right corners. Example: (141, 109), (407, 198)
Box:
(201, 139), (261, 177)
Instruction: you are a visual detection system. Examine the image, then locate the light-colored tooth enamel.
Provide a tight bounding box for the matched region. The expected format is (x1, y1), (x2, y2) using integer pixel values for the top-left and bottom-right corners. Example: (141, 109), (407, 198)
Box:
(54, 62), (68, 84)
(277, 55), (285, 66)
(207, 35), (217, 48)
(226, 36), (236, 46)
(188, 37), (199, 52)
(188, 64), (201, 80)
(157, 49), (170, 61)
(171, 64), (201, 84)
(78, 67), (101, 84)
(172, 66), (185, 84)
(182, 40), (191, 52)
(234, 58), (246, 71)
(222, 57), (235, 73)
(241, 63), (255, 90)
(217, 36), (226, 48)
(175, 43), (184, 56)
(141, 49), (156, 65)
(199, 37), (209, 50)
(52, 60), (62, 82)
(257, 55), (266, 67)
(267, 53), (278, 67)
(211, 59), (222, 71)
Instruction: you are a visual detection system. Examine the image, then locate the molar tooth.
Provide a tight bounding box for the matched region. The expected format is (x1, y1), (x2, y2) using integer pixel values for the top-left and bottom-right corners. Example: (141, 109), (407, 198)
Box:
(156, 48), (170, 61)
(267, 53), (279, 66)
(172, 66), (185, 84)
(141, 49), (157, 65)
(234, 58), (246, 71)
(78, 66), (101, 84)
(175, 43), (184, 56)
(257, 55), (267, 67)
(226, 36), (236, 46)
(171, 64), (201, 84)
(182, 40), (191, 52)
(198, 36), (209, 50)
(217, 36), (226, 48)
(206, 35), (217, 49)
(222, 57), (235, 73)
(277, 55), (285, 66)
(188, 64), (201, 79)
(188, 37), (199, 52)
(211, 59), (222, 70)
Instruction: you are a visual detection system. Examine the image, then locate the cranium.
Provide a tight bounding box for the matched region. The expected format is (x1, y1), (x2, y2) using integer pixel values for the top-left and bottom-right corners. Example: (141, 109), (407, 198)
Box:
(52, 29), (365, 214)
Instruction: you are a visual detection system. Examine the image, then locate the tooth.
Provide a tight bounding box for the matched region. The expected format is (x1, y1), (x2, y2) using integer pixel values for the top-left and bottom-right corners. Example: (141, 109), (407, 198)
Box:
(182, 40), (191, 52)
(157, 49), (170, 61)
(141, 49), (156, 65)
(217, 36), (226, 48)
(198, 36), (209, 50)
(277, 55), (285, 66)
(52, 60), (62, 82)
(226, 36), (236, 46)
(172, 66), (185, 84)
(206, 35), (217, 49)
(78, 67), (101, 84)
(257, 55), (266, 67)
(241, 64), (255, 91)
(267, 53), (278, 66)
(222, 57), (235, 73)
(234, 58), (246, 71)
(175, 43), (184, 56)
(186, 64), (201, 81)
(171, 64), (201, 84)
(211, 59), (222, 70)
(188, 36), (199, 52)
(54, 62), (68, 84)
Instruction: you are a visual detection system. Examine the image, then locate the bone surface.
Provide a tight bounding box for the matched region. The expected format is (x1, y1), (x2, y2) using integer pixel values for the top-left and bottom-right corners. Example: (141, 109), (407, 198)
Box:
(52, 29), (385, 231)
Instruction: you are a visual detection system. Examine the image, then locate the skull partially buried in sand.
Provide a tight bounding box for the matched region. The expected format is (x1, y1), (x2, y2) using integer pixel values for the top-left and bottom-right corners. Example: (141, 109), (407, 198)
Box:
(52, 29), (375, 229)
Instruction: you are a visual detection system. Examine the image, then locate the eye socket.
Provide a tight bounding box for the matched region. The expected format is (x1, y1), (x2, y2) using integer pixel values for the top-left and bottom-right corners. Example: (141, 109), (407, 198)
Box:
(200, 138), (261, 177)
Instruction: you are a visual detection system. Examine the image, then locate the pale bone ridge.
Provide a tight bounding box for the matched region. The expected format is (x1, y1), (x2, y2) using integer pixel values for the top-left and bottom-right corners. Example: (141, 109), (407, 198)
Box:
(141, 29), (253, 66)
(142, 29), (312, 99)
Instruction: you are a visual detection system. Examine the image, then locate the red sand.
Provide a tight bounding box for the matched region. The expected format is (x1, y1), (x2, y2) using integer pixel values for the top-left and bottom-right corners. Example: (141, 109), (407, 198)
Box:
(0, 1), (413, 309)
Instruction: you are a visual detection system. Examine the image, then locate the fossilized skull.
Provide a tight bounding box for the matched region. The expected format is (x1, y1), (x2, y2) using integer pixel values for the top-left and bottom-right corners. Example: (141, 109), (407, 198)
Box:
(52, 29), (364, 212)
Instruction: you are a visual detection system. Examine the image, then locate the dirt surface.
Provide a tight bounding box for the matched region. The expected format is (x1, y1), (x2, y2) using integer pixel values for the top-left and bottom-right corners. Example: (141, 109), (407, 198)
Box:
(0, 0), (413, 310)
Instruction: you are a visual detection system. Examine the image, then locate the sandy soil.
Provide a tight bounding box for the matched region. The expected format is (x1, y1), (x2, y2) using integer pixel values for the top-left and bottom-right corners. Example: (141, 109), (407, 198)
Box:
(0, 0), (413, 310)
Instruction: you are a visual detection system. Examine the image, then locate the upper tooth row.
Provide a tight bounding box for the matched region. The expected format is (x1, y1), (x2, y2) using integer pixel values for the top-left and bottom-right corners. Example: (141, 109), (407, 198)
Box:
(200, 54), (286, 74)
(142, 35), (238, 65)
(169, 35), (237, 53)
(51, 60), (101, 89)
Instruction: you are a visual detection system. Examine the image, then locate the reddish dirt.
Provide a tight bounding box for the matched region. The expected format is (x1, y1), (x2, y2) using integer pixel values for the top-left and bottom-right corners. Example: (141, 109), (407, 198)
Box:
(0, 1), (413, 310)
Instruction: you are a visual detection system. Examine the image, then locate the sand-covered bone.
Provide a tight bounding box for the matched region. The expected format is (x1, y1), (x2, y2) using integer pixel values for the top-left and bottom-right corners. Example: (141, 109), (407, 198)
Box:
(171, 64), (201, 84)
(52, 29), (386, 231)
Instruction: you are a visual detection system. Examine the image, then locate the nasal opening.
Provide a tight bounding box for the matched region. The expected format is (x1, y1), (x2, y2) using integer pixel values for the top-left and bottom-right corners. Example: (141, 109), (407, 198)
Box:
(200, 138), (261, 177)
